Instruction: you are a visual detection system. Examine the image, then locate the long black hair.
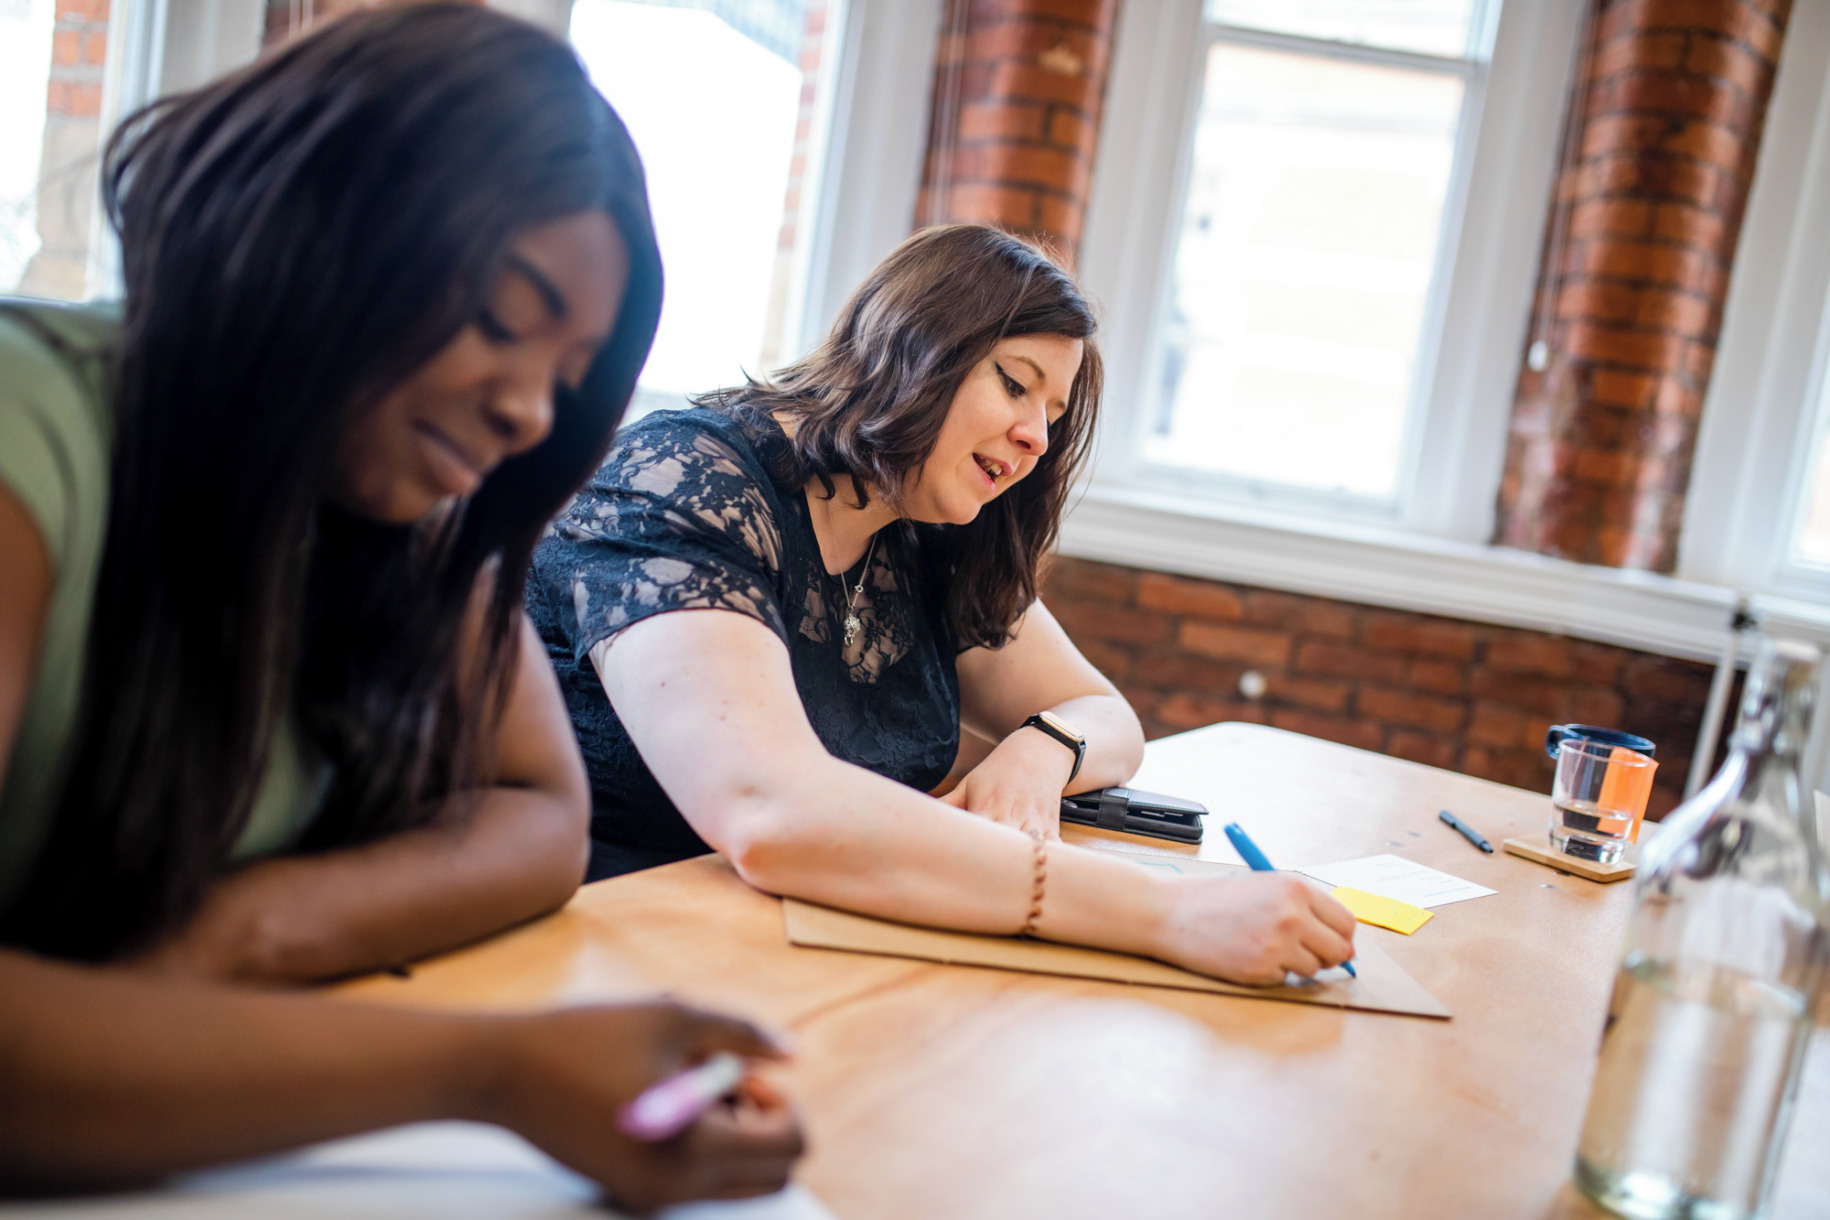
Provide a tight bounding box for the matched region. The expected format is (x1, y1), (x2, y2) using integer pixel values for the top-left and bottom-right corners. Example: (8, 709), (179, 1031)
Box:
(0, 3), (662, 959)
(702, 225), (1100, 648)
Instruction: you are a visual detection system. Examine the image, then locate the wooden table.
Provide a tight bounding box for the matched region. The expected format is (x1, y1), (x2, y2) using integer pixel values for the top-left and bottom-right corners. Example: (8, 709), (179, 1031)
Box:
(339, 723), (1829, 1219)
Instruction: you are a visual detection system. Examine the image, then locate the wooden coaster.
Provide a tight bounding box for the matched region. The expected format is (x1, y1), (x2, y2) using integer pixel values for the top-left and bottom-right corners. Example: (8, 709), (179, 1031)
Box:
(1502, 832), (1636, 883)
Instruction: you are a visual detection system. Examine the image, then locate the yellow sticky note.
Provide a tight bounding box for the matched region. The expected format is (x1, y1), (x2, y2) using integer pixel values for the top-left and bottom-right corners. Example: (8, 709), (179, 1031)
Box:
(1331, 886), (1433, 935)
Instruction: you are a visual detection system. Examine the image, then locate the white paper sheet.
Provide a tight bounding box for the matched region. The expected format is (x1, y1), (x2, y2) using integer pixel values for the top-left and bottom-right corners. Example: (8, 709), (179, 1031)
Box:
(1301, 853), (1496, 908)
(0, 1122), (835, 1220)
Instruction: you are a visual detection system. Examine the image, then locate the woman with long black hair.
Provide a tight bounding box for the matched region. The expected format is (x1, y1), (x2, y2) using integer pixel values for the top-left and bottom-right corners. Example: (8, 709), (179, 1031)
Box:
(0, 5), (799, 1203)
(533, 225), (1357, 986)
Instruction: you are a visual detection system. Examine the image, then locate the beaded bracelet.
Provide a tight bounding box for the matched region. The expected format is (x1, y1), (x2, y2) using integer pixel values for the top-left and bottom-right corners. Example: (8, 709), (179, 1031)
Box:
(1020, 828), (1048, 937)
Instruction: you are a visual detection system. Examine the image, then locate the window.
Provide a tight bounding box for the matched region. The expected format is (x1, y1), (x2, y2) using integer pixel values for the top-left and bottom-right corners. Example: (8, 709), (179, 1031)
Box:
(1147, 0), (1494, 506)
(2, 0), (263, 303)
(1078, 0), (1580, 542)
(569, 0), (847, 414)
(1, 0), (119, 301)
(1679, 0), (1830, 603)
(1789, 329), (1830, 573)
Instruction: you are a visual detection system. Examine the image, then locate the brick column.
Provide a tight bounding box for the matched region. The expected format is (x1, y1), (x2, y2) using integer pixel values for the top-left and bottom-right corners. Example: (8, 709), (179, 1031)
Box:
(17, 0), (111, 300)
(915, 0), (1119, 264)
(1492, 0), (1790, 571)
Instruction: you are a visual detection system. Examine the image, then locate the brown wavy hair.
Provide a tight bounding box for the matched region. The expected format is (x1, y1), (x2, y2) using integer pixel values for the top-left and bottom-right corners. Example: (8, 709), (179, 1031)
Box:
(701, 224), (1101, 649)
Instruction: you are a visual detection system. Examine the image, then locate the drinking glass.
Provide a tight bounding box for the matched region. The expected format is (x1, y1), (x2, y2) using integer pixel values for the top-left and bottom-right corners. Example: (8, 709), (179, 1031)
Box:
(1549, 738), (1657, 865)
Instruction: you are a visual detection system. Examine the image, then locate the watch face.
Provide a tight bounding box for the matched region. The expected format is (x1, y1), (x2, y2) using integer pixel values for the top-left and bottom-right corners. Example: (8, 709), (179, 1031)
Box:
(1036, 710), (1084, 745)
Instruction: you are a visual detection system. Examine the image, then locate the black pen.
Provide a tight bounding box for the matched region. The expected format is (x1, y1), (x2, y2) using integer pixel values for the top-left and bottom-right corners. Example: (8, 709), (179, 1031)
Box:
(1439, 809), (1492, 853)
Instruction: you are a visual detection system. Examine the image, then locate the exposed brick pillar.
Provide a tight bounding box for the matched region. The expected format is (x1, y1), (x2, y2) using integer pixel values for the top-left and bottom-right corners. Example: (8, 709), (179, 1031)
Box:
(915, 0), (1119, 264)
(17, 0), (111, 300)
(1493, 0), (1790, 572)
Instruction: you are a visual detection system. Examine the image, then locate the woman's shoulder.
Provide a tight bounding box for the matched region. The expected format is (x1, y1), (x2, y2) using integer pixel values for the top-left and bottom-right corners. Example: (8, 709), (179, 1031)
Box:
(0, 301), (121, 914)
(0, 299), (120, 571)
(554, 406), (790, 570)
(534, 405), (796, 645)
(596, 406), (782, 502)
(0, 298), (118, 414)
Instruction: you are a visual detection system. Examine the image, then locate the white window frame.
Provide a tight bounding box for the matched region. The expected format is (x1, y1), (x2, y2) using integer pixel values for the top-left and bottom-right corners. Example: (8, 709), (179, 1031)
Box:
(1680, 0), (1830, 605)
(1078, 0), (1579, 541)
(74, 0), (266, 295)
(1065, 0), (1830, 658)
(1066, 0), (1830, 791)
(582, 0), (942, 418)
(1100, 3), (1503, 523)
(790, 0), (941, 354)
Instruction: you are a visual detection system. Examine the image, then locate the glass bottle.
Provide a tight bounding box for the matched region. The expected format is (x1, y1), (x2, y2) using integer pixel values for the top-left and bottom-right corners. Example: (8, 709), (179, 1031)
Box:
(1574, 636), (1829, 1220)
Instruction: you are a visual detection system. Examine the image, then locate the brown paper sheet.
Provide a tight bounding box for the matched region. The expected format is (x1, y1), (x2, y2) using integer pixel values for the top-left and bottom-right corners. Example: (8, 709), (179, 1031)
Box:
(782, 855), (1451, 1020)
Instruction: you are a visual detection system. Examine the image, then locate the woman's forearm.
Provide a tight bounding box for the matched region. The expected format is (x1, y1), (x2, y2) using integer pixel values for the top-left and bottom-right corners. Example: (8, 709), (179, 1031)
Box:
(607, 614), (1350, 986)
(722, 762), (1349, 985)
(0, 949), (486, 1191)
(141, 785), (588, 984)
(952, 600), (1146, 798)
(716, 752), (1170, 956)
(1041, 692), (1144, 794)
(601, 612), (1168, 953)
(0, 950), (805, 1206)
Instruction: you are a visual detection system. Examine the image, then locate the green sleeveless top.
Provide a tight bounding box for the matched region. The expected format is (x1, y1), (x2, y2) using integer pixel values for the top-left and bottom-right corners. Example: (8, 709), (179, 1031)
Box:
(0, 299), (328, 910)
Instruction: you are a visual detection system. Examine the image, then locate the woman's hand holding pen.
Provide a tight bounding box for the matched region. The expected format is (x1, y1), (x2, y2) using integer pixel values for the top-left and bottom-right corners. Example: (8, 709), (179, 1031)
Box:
(471, 1001), (804, 1215)
(937, 725), (1073, 838)
(1153, 873), (1359, 987)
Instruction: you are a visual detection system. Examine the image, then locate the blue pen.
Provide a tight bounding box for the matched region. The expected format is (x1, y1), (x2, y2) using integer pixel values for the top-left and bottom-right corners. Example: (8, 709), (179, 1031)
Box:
(1222, 822), (1357, 979)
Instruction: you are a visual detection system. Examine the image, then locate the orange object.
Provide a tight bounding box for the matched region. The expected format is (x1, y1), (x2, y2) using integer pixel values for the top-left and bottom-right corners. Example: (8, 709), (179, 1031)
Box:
(1596, 746), (1657, 840)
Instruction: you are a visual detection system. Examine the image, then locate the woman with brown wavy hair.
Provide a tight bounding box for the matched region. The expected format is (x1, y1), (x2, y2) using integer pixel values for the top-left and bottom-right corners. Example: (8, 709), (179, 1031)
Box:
(531, 224), (1356, 986)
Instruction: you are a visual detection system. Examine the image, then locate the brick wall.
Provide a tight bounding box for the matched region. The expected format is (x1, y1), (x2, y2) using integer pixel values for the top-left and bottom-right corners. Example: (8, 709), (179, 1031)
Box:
(16, 0), (111, 300)
(915, 0), (1118, 263)
(1493, 0), (1791, 572)
(1045, 557), (1718, 818)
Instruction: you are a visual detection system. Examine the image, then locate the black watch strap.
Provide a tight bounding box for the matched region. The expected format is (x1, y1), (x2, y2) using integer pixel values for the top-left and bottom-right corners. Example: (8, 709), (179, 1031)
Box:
(1021, 711), (1086, 785)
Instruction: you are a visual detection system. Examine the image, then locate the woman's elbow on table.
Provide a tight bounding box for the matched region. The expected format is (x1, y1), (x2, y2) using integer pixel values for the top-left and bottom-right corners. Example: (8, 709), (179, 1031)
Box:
(1111, 707), (1147, 778)
(685, 789), (816, 896)
(517, 785), (593, 911)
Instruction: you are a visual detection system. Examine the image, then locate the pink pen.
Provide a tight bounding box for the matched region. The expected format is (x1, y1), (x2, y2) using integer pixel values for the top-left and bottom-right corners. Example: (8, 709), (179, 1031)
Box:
(617, 1052), (747, 1141)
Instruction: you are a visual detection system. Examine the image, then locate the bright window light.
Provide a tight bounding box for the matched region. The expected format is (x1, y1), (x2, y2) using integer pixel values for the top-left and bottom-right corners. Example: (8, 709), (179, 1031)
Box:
(1149, 41), (1464, 499)
(1790, 362), (1830, 569)
(1204, 0), (1479, 58)
(0, 0), (57, 293)
(570, 0), (808, 399)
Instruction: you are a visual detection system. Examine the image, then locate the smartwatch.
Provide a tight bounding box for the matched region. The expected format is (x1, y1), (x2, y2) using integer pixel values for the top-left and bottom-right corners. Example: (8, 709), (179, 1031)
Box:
(1021, 711), (1086, 785)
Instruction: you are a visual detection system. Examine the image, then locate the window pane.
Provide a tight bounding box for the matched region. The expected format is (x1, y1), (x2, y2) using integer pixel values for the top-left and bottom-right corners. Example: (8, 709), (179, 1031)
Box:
(570, 0), (836, 410)
(1791, 374), (1830, 568)
(2, 0), (114, 300)
(1147, 43), (1463, 500)
(1204, 0), (1478, 59)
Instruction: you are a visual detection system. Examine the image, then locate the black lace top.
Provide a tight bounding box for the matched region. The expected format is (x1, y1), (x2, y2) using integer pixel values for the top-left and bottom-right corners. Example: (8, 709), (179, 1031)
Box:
(528, 407), (961, 879)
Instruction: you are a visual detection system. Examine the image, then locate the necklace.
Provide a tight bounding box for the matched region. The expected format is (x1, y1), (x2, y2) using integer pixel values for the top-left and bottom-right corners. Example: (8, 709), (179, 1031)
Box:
(839, 534), (878, 648)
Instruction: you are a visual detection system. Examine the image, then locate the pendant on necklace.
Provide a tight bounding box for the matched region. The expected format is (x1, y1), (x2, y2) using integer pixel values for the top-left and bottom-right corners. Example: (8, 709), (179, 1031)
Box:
(839, 542), (875, 651)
